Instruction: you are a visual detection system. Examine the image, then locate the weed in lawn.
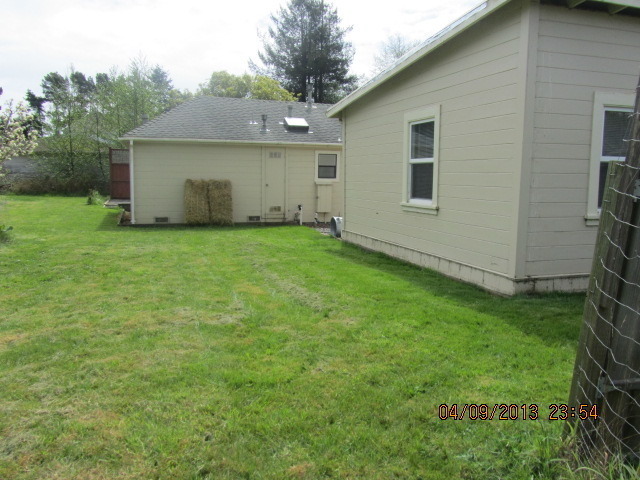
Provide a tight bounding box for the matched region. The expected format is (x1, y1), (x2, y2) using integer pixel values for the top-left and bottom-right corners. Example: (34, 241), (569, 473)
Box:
(0, 223), (13, 243)
(86, 189), (102, 205)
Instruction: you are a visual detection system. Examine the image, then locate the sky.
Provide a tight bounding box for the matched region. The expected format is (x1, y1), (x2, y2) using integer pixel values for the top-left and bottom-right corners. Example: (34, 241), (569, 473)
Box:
(2, 0), (482, 104)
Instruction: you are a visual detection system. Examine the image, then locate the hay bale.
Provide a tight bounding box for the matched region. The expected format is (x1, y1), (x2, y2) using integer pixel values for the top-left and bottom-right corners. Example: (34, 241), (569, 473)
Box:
(184, 179), (210, 225)
(207, 179), (233, 226)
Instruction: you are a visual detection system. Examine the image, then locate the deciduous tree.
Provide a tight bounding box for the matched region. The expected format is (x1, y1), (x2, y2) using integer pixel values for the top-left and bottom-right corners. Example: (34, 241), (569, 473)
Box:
(198, 71), (297, 101)
(0, 88), (39, 165)
(32, 58), (191, 191)
(372, 34), (420, 75)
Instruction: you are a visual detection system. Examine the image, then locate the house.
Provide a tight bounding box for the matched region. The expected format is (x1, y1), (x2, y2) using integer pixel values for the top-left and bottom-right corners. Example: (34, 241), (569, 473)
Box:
(121, 96), (343, 225)
(2, 155), (39, 178)
(327, 0), (640, 295)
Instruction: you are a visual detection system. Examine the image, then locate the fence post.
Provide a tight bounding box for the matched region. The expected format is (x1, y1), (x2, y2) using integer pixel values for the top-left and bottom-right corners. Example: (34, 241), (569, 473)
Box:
(568, 75), (640, 462)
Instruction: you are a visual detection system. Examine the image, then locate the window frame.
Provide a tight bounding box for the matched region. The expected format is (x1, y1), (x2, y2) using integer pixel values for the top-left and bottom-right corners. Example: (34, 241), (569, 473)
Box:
(315, 150), (340, 183)
(401, 104), (440, 214)
(586, 92), (634, 225)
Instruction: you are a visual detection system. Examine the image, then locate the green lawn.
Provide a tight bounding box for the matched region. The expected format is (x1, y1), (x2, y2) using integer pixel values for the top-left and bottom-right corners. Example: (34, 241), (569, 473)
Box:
(0, 195), (585, 479)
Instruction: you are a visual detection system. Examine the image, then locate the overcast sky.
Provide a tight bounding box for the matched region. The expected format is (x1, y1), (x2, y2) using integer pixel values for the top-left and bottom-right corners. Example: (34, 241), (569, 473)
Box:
(2, 0), (481, 103)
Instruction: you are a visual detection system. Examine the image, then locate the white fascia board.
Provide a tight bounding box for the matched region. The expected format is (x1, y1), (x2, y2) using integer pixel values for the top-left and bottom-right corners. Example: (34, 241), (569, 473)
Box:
(590, 0), (640, 8)
(327, 0), (516, 118)
(120, 137), (342, 148)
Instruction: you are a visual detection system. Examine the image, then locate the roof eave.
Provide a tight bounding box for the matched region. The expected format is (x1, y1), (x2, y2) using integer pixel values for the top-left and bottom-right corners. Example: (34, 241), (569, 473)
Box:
(120, 136), (342, 148)
(328, 0), (640, 118)
(585, 0), (640, 8)
(328, 0), (513, 118)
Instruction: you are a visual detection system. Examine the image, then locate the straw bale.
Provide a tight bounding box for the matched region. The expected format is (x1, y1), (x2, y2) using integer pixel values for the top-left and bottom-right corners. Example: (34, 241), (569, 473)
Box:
(208, 179), (233, 226)
(184, 179), (210, 225)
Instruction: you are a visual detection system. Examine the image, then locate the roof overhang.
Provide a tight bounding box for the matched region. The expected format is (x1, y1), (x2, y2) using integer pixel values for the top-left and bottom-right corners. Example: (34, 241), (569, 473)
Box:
(565, 0), (640, 11)
(120, 136), (342, 148)
(327, 0), (640, 118)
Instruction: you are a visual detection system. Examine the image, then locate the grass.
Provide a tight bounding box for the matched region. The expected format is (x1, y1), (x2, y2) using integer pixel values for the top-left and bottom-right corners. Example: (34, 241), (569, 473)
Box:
(0, 195), (592, 479)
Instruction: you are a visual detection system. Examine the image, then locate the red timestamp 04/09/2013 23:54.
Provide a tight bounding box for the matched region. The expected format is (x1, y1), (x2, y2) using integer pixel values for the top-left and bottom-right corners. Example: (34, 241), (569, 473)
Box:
(438, 403), (599, 421)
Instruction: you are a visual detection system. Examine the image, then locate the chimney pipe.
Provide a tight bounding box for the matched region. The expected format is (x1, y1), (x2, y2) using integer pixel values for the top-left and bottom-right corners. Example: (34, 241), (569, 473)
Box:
(261, 114), (268, 133)
(288, 105), (293, 117)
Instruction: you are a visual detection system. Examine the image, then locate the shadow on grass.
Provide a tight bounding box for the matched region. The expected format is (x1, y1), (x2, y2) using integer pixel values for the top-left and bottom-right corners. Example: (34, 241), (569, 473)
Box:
(93, 207), (584, 347)
(95, 209), (125, 231)
(329, 240), (585, 348)
(95, 212), (310, 234)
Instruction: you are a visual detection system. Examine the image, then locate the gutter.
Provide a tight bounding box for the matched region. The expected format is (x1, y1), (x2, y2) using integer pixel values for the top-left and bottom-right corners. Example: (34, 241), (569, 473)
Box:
(119, 137), (342, 148)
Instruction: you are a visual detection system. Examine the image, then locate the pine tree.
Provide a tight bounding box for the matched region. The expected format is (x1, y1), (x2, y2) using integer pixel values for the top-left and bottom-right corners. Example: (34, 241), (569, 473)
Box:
(253, 0), (358, 104)
(25, 90), (47, 136)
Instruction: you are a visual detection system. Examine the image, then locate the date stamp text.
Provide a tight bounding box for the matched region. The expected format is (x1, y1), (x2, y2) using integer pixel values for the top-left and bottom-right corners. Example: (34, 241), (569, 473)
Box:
(438, 404), (598, 421)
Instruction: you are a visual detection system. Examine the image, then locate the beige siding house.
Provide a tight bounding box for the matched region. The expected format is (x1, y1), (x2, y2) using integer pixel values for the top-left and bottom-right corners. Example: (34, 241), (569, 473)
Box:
(122, 96), (342, 225)
(328, 0), (640, 295)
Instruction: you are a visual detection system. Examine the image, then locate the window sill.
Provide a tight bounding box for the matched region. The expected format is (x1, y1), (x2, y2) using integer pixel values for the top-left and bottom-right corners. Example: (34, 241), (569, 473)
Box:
(585, 214), (600, 227)
(401, 202), (439, 215)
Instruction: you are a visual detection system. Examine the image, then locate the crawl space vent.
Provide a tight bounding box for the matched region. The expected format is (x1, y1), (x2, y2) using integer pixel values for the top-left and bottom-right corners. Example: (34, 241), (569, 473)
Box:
(247, 216), (261, 222)
(154, 217), (169, 223)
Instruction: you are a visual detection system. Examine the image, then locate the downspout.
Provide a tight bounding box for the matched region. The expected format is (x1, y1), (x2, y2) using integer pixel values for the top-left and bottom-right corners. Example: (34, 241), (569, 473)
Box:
(129, 139), (136, 225)
(341, 115), (346, 233)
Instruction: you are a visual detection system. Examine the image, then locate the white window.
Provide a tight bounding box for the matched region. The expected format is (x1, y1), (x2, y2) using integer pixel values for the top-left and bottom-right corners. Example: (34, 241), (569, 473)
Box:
(402, 105), (440, 214)
(315, 151), (339, 181)
(587, 92), (634, 224)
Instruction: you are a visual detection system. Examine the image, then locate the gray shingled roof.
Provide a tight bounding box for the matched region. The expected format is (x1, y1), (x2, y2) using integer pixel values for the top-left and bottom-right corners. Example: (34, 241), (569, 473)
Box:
(122, 96), (341, 145)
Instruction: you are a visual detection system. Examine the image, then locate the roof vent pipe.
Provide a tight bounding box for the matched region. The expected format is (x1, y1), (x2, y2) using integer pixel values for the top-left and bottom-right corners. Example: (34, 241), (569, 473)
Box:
(306, 84), (314, 108)
(288, 105), (293, 117)
(260, 114), (268, 133)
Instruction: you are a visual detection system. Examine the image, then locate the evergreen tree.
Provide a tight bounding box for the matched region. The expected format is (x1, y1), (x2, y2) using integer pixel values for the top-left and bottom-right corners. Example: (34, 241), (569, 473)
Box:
(25, 90), (47, 136)
(253, 0), (358, 104)
(150, 65), (174, 112)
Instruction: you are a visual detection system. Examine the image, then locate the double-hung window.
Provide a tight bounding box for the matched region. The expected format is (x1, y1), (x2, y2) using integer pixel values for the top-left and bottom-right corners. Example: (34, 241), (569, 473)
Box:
(410, 120), (435, 201)
(402, 105), (440, 213)
(587, 93), (634, 224)
(315, 151), (339, 182)
(318, 153), (338, 179)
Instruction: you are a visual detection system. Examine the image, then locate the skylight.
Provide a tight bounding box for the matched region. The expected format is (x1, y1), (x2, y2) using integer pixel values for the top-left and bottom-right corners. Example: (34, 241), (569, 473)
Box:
(284, 117), (309, 129)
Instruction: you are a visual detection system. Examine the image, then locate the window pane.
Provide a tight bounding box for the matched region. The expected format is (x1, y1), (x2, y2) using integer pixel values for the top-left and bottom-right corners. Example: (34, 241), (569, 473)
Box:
(318, 154), (337, 166)
(318, 166), (337, 179)
(411, 162), (433, 200)
(598, 161), (610, 208)
(411, 122), (434, 159)
(602, 110), (630, 157)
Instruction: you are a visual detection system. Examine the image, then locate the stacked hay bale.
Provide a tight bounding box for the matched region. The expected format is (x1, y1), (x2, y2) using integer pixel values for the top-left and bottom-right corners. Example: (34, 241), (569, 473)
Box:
(207, 180), (233, 226)
(184, 180), (210, 225)
(184, 179), (233, 225)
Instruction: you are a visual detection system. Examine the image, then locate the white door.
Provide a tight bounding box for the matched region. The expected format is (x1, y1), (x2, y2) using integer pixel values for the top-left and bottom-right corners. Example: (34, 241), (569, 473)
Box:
(263, 148), (286, 222)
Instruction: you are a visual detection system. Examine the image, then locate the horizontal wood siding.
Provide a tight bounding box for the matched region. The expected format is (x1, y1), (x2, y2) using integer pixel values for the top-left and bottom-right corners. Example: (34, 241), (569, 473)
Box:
(527, 4), (640, 276)
(343, 0), (523, 275)
(286, 146), (343, 222)
(133, 142), (343, 224)
(134, 142), (263, 224)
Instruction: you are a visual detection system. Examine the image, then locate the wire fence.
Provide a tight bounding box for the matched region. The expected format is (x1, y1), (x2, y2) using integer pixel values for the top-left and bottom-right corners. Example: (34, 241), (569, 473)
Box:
(568, 77), (640, 464)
